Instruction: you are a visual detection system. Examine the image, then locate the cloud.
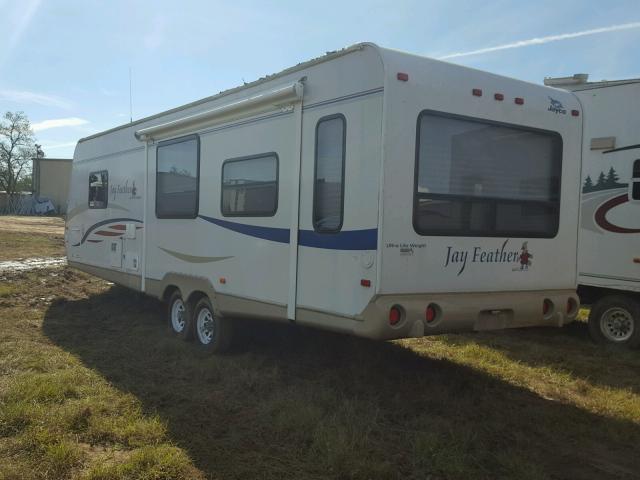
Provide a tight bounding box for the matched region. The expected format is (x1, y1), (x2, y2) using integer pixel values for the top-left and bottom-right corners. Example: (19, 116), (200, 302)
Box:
(0, 89), (72, 109)
(1, 0), (41, 66)
(41, 141), (77, 151)
(31, 117), (89, 132)
(439, 21), (640, 60)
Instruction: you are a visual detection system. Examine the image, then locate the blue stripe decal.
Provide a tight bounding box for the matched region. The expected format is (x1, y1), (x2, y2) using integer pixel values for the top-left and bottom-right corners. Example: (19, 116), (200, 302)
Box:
(298, 229), (378, 250)
(198, 215), (290, 243)
(198, 215), (377, 250)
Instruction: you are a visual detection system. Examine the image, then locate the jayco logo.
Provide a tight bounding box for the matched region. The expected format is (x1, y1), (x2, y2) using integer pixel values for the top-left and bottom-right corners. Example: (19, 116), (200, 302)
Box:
(110, 180), (140, 200)
(548, 97), (566, 115)
(444, 240), (534, 276)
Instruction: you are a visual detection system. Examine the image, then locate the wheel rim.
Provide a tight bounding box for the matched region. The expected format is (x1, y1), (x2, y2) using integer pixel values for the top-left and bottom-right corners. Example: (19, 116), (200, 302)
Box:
(170, 298), (186, 333)
(600, 307), (635, 342)
(196, 307), (215, 345)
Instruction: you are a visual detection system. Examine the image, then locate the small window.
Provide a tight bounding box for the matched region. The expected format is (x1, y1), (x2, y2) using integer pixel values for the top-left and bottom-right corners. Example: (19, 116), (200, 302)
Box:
(221, 153), (278, 216)
(313, 114), (346, 232)
(156, 135), (199, 218)
(633, 160), (640, 200)
(89, 171), (108, 209)
(414, 110), (562, 238)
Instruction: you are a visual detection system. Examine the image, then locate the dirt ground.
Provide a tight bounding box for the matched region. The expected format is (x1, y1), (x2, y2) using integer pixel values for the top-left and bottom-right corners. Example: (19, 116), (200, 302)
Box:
(1, 217), (639, 479)
(0, 215), (65, 236)
(0, 216), (65, 261)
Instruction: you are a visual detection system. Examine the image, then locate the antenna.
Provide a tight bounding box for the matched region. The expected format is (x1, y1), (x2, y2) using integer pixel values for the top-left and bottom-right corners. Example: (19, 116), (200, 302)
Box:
(129, 67), (133, 123)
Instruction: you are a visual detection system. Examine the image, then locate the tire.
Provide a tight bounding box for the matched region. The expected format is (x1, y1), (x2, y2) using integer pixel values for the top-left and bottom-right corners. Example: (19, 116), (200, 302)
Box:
(166, 290), (192, 340)
(588, 295), (640, 348)
(192, 296), (233, 354)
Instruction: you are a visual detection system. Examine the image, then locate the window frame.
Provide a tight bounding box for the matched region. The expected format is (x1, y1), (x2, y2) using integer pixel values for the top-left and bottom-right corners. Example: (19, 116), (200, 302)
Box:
(155, 134), (200, 219)
(220, 152), (279, 217)
(412, 109), (564, 239)
(632, 159), (640, 200)
(88, 170), (109, 209)
(312, 113), (347, 233)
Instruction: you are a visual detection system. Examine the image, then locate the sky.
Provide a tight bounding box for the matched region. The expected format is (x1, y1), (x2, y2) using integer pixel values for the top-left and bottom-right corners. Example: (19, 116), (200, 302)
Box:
(0, 0), (638, 159)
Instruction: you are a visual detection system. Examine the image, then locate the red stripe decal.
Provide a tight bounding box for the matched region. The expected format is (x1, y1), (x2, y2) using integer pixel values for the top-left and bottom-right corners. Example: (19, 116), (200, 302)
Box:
(110, 225), (126, 230)
(594, 194), (640, 234)
(87, 239), (104, 243)
(95, 230), (124, 237)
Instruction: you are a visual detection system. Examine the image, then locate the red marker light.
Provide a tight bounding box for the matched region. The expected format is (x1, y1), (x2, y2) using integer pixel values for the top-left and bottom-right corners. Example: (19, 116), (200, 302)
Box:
(389, 306), (402, 326)
(426, 304), (437, 323)
(514, 97), (524, 105)
(360, 279), (371, 287)
(397, 72), (409, 82)
(494, 93), (504, 101)
(571, 110), (580, 117)
(472, 88), (483, 97)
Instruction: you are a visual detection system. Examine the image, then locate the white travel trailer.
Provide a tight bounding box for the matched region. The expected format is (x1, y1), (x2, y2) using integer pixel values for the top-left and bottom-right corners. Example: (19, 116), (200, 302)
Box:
(66, 43), (581, 352)
(545, 74), (640, 347)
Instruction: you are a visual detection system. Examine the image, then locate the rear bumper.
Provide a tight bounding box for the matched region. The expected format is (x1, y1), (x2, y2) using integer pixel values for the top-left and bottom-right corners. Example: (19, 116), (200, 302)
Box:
(355, 289), (579, 340)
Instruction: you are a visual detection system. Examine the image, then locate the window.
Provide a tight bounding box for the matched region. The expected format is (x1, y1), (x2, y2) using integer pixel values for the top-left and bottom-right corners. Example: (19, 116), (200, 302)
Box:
(633, 160), (640, 200)
(221, 153), (278, 216)
(313, 114), (346, 232)
(414, 111), (562, 238)
(88, 171), (108, 209)
(156, 135), (199, 218)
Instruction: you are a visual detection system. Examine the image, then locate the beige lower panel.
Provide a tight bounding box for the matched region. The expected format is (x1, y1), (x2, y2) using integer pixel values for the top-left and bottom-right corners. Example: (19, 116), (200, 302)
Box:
(357, 289), (579, 341)
(68, 261), (142, 291)
(67, 261), (578, 342)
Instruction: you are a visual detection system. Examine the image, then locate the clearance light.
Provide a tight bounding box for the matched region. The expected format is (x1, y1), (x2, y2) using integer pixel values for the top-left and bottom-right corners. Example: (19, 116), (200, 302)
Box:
(494, 93), (504, 101)
(426, 304), (437, 323)
(634, 258), (640, 264)
(543, 299), (552, 316)
(397, 72), (409, 81)
(514, 97), (524, 105)
(571, 110), (580, 117)
(219, 277), (227, 284)
(389, 306), (402, 326)
(472, 88), (483, 97)
(360, 279), (371, 287)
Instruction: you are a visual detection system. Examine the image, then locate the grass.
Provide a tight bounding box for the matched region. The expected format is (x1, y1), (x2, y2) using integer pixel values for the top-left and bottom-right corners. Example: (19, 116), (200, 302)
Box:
(0, 229), (65, 261)
(1, 267), (639, 479)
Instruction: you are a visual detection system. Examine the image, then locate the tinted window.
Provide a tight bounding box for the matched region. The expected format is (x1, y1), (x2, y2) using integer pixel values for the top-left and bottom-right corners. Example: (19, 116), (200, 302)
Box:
(633, 160), (640, 200)
(89, 171), (108, 209)
(414, 111), (562, 237)
(313, 115), (346, 232)
(156, 136), (199, 218)
(222, 153), (278, 216)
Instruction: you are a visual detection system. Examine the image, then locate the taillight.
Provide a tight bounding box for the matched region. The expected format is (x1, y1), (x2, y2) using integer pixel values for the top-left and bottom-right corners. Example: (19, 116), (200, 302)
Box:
(426, 304), (437, 323)
(389, 306), (402, 326)
(543, 299), (552, 316)
(567, 298), (577, 315)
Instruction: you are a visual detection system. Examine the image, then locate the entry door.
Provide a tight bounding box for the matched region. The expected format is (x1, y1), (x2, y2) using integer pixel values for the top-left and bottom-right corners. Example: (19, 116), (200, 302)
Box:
(294, 96), (382, 320)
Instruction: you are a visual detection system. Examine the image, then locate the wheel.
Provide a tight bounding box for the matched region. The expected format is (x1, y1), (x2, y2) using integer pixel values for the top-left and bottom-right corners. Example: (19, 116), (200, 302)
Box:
(588, 295), (640, 348)
(192, 296), (233, 354)
(167, 290), (192, 340)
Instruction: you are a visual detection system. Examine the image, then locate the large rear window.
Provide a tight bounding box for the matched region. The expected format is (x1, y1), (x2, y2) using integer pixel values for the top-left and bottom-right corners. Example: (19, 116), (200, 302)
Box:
(414, 111), (562, 238)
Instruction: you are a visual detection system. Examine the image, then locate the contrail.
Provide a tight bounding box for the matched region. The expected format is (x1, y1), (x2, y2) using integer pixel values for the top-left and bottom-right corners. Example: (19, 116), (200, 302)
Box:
(439, 21), (640, 60)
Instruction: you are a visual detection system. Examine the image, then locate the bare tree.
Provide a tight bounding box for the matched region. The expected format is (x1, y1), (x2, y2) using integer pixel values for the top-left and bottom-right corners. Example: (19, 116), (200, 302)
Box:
(0, 111), (40, 196)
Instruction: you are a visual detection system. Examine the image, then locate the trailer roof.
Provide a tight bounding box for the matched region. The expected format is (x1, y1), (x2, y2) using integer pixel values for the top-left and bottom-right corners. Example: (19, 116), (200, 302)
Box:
(78, 43), (372, 144)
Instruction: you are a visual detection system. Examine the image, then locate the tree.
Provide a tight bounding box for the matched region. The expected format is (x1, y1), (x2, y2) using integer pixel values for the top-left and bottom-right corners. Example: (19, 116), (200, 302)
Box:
(605, 166), (621, 188)
(0, 111), (40, 195)
(583, 175), (594, 193)
(595, 171), (607, 190)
